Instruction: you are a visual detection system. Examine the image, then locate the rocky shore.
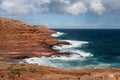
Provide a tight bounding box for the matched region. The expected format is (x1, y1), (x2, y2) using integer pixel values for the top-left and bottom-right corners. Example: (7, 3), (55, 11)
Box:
(0, 18), (120, 80)
(0, 18), (68, 59)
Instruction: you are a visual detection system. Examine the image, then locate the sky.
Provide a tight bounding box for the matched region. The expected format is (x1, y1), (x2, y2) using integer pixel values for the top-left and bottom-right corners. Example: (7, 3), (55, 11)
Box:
(0, 0), (120, 29)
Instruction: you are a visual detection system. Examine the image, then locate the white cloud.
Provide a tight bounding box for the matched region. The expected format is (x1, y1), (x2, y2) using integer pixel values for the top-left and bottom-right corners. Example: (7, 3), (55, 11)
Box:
(0, 0), (40, 14)
(101, 0), (120, 10)
(66, 1), (87, 15)
(0, 0), (120, 16)
(0, 0), (70, 15)
(89, 0), (105, 15)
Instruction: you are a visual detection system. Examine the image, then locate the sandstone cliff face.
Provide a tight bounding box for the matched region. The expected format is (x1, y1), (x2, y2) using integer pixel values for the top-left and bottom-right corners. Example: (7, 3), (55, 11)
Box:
(0, 18), (120, 80)
(0, 18), (67, 59)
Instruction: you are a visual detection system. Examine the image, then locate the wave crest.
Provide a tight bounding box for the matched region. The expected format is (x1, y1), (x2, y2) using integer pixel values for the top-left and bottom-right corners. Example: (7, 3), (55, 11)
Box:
(51, 31), (65, 37)
(53, 40), (88, 50)
(21, 31), (94, 70)
(53, 40), (93, 58)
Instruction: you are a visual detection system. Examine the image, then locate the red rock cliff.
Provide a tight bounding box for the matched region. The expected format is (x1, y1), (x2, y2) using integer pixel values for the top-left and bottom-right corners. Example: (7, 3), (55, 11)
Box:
(0, 18), (67, 59)
(0, 18), (120, 80)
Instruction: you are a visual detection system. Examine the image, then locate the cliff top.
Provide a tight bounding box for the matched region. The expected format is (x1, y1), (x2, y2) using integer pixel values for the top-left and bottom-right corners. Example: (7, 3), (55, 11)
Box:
(0, 18), (65, 59)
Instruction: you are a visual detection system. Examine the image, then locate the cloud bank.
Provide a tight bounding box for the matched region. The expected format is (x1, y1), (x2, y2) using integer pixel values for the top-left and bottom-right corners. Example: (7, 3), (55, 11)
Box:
(0, 0), (120, 15)
(89, 0), (105, 15)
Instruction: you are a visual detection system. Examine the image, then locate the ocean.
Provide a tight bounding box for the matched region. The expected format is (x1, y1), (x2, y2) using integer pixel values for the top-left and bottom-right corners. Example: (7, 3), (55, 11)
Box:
(22, 29), (120, 70)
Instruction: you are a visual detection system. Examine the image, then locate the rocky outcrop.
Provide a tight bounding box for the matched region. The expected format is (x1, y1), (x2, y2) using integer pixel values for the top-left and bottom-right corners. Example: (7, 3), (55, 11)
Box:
(0, 61), (120, 80)
(0, 18), (68, 59)
(1, 18), (120, 80)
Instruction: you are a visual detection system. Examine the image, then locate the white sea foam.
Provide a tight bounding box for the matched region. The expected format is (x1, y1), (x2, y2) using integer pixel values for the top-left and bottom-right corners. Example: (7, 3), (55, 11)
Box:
(51, 31), (65, 37)
(69, 50), (93, 57)
(21, 32), (95, 69)
(53, 40), (88, 50)
(21, 57), (114, 70)
(21, 57), (72, 69)
(72, 63), (112, 70)
(53, 40), (93, 58)
(48, 53), (87, 60)
(21, 40), (93, 68)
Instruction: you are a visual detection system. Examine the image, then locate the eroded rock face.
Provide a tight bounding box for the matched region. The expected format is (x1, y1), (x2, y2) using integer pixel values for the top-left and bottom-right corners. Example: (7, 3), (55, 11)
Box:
(0, 18), (68, 59)
(0, 18), (120, 80)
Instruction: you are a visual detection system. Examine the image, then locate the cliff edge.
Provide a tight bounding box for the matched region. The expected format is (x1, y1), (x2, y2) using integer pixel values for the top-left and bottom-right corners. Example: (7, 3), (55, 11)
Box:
(0, 18), (67, 59)
(0, 18), (120, 80)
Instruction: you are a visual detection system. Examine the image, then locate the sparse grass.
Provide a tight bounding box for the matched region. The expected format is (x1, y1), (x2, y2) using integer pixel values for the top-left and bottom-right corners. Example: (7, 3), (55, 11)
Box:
(8, 68), (27, 75)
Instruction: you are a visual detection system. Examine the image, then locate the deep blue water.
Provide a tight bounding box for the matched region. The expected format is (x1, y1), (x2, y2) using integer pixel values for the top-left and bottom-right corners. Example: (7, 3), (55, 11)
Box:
(24, 29), (120, 70)
(54, 29), (120, 68)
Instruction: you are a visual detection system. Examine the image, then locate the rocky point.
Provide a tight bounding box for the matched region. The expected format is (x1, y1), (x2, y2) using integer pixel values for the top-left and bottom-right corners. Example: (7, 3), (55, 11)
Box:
(0, 18), (68, 59)
(0, 18), (120, 80)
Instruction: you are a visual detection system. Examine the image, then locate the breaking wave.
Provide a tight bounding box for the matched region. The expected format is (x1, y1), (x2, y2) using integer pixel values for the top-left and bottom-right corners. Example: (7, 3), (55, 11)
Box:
(21, 31), (95, 69)
(21, 57), (115, 70)
(51, 31), (65, 37)
(53, 40), (93, 58)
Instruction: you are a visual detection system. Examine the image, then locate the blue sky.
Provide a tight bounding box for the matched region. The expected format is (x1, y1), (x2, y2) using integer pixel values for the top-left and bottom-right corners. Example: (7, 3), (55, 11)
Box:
(0, 0), (120, 29)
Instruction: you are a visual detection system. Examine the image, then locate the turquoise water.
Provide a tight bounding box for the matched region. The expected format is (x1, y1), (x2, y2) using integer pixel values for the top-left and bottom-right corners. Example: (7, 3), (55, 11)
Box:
(23, 29), (120, 70)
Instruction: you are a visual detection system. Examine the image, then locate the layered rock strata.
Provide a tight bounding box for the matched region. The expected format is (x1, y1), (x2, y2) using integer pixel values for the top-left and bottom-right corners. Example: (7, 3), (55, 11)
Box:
(0, 18), (68, 59)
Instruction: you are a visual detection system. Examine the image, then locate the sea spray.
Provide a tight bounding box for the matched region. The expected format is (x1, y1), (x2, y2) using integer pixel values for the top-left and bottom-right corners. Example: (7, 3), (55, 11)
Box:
(53, 40), (88, 49)
(21, 31), (94, 69)
(21, 57), (113, 69)
(21, 39), (94, 69)
(51, 31), (65, 37)
(21, 29), (120, 69)
(53, 40), (93, 58)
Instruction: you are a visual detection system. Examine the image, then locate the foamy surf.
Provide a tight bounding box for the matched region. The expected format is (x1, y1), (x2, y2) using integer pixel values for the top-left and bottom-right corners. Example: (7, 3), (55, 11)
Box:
(21, 39), (94, 69)
(53, 40), (89, 50)
(51, 31), (65, 37)
(53, 40), (93, 58)
(21, 57), (114, 70)
(21, 57), (86, 69)
(21, 31), (94, 69)
(20, 29), (120, 70)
